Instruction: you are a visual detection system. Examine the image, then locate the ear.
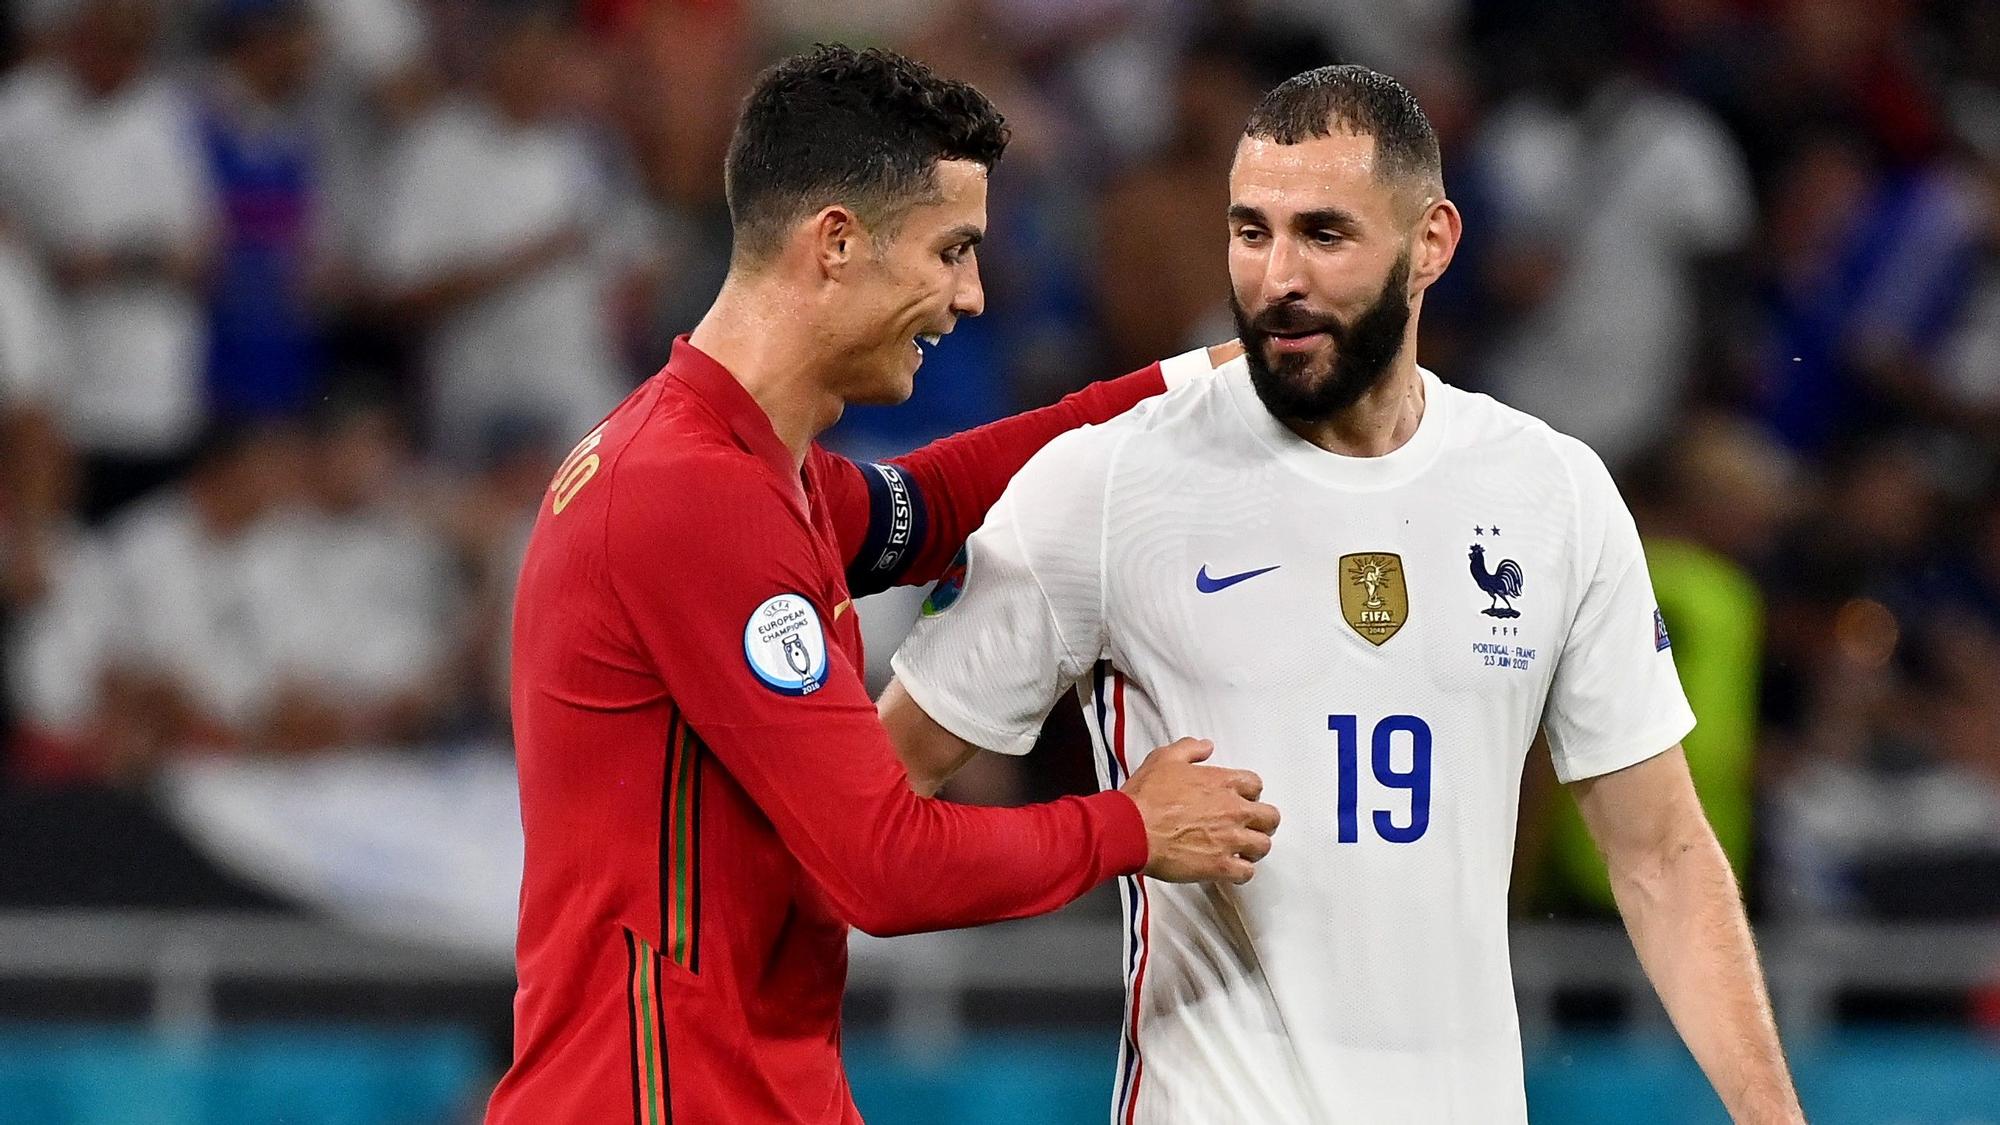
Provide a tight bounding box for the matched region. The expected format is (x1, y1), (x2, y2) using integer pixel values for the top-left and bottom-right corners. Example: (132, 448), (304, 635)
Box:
(811, 205), (864, 279)
(1409, 197), (1462, 295)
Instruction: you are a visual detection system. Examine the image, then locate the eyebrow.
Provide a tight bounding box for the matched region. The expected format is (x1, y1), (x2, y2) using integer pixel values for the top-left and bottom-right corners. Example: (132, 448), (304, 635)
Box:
(1226, 204), (1363, 232)
(1292, 207), (1361, 231)
(944, 224), (984, 246)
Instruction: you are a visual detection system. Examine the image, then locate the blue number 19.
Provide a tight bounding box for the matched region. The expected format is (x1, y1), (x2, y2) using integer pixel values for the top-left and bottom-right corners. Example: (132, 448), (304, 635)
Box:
(1330, 714), (1432, 844)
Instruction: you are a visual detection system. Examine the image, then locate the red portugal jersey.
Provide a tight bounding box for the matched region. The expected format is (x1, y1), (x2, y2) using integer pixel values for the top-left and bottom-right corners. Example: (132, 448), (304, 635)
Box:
(488, 338), (1167, 1124)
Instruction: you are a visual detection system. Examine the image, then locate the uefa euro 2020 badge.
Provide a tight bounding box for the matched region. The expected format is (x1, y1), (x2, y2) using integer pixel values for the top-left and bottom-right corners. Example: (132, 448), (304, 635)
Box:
(921, 546), (970, 617)
(744, 593), (829, 696)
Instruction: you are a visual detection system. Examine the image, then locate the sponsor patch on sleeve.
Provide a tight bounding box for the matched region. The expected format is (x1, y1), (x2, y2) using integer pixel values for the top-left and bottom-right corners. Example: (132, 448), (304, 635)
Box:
(920, 546), (970, 617)
(1653, 607), (1672, 651)
(744, 593), (829, 695)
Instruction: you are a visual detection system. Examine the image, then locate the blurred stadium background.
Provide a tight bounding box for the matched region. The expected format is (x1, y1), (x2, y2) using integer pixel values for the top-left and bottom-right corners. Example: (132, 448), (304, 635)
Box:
(3, 0), (2000, 1120)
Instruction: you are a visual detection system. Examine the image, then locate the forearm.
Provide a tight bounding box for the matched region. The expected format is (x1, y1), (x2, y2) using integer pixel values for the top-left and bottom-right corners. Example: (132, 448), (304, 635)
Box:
(707, 712), (1146, 937)
(51, 240), (211, 290)
(388, 259), (518, 321)
(842, 784), (1144, 936)
(1610, 826), (1801, 1123)
(387, 229), (573, 321)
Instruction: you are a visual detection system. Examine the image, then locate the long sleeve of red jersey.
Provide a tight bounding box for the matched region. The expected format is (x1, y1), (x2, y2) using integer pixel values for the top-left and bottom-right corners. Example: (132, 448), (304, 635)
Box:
(603, 449), (1150, 938)
(818, 363), (1166, 595)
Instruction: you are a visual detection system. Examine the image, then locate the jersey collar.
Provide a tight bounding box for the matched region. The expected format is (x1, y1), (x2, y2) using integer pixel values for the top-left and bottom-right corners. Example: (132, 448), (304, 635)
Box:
(1219, 358), (1454, 491)
(665, 336), (805, 503)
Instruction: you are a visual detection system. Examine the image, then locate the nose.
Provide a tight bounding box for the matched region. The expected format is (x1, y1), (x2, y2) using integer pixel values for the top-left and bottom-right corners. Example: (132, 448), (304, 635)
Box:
(1258, 235), (1308, 310)
(953, 261), (986, 319)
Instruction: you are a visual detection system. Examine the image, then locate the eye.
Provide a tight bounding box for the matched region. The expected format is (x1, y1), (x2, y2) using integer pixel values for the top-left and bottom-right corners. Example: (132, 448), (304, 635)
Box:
(1310, 229), (1343, 247)
(942, 242), (973, 265)
(1236, 227), (1267, 246)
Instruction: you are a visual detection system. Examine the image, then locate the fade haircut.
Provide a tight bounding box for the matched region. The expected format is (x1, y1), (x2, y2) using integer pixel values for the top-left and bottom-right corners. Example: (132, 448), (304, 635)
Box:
(1243, 64), (1443, 208)
(724, 44), (1010, 265)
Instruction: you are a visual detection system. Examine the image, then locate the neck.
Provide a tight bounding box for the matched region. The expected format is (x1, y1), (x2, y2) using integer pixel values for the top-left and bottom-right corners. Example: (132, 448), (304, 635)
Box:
(1284, 352), (1426, 457)
(688, 273), (843, 467)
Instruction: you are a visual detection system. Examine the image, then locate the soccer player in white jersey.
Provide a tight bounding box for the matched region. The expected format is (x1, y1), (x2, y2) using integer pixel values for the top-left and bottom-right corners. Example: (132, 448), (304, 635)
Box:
(878, 65), (1805, 1124)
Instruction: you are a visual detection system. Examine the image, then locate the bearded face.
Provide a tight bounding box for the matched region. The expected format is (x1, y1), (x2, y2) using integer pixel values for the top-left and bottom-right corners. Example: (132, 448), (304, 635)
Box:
(1232, 247), (1412, 425)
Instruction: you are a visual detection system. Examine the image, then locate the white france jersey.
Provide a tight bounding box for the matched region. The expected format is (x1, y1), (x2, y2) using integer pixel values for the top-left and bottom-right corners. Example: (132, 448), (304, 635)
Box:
(890, 354), (1695, 1125)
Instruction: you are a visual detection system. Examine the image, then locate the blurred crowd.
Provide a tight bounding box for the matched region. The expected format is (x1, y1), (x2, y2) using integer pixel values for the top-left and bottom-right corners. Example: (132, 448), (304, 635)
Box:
(3, 0), (2000, 930)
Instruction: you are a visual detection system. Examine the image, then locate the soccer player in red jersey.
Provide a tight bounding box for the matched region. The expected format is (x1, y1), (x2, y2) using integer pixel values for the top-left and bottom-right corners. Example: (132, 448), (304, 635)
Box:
(487, 45), (1281, 1124)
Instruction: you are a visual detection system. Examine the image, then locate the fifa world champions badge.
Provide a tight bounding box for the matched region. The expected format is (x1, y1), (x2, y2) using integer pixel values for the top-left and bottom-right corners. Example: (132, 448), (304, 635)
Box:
(1339, 553), (1408, 645)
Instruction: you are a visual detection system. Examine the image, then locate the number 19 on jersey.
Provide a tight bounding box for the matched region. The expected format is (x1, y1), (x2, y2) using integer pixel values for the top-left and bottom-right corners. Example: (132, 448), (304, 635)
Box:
(1329, 714), (1432, 844)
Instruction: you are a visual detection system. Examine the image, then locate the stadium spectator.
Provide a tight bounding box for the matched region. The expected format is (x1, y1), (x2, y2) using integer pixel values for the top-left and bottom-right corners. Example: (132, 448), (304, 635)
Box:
(0, 400), (291, 909)
(1759, 436), (1990, 918)
(0, 0), (217, 519)
(1755, 134), (1989, 457)
(198, 0), (331, 421)
(1094, 30), (1271, 374)
(1751, 130), (1890, 455)
(0, 394), (288, 914)
(1474, 4), (1753, 469)
(97, 421), (304, 758)
(301, 0), (439, 366)
(611, 0), (746, 361)
(244, 397), (465, 750)
(370, 5), (649, 464)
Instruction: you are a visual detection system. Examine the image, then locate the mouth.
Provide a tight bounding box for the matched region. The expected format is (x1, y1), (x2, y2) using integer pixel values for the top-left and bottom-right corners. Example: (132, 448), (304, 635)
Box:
(910, 332), (944, 361)
(1263, 329), (1331, 354)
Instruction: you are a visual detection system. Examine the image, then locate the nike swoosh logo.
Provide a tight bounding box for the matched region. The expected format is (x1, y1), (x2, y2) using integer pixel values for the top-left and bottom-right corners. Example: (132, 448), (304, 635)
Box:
(1195, 564), (1280, 593)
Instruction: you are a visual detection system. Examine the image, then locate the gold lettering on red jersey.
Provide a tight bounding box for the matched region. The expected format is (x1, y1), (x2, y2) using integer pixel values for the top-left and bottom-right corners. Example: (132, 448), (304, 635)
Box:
(551, 426), (606, 514)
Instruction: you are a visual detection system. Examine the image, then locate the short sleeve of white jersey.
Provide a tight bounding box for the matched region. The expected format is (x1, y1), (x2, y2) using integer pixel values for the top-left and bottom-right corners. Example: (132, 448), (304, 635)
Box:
(889, 425), (1117, 756)
(1542, 437), (1697, 783)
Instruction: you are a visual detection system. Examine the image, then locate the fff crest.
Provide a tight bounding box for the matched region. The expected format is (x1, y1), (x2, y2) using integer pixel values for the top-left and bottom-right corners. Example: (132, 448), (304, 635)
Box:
(1339, 552), (1407, 646)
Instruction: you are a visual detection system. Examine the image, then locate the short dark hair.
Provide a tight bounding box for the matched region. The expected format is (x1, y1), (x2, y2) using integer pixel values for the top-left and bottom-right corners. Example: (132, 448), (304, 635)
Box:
(724, 44), (1009, 264)
(1243, 65), (1442, 201)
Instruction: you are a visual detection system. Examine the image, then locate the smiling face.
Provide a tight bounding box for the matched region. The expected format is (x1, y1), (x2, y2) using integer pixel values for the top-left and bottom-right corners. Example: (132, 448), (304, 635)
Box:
(1226, 129), (1426, 424)
(831, 158), (989, 405)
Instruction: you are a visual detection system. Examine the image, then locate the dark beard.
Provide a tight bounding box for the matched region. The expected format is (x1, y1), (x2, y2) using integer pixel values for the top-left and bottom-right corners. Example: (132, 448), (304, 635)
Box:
(1232, 251), (1412, 425)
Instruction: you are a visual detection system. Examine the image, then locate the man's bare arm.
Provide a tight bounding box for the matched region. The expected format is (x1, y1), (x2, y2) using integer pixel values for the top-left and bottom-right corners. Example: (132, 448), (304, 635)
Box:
(878, 679), (981, 797)
(1572, 745), (1803, 1124)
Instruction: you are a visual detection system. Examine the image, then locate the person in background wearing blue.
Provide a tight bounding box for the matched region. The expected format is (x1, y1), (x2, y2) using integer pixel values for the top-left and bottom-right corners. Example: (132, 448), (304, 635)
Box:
(199, 0), (327, 421)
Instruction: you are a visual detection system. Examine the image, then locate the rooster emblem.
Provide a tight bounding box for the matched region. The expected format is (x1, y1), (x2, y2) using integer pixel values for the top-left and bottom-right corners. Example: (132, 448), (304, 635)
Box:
(1468, 543), (1524, 619)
